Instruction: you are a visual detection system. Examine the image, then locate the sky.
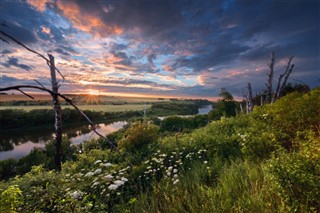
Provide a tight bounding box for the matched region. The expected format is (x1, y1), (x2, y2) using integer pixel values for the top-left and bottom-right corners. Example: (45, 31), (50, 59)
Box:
(0, 0), (319, 100)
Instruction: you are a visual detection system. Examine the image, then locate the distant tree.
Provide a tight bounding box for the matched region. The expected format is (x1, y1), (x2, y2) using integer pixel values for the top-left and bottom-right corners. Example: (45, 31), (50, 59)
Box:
(209, 88), (237, 120)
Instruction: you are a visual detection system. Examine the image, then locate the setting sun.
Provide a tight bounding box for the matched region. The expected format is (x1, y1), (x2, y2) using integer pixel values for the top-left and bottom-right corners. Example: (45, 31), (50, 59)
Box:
(86, 89), (100, 96)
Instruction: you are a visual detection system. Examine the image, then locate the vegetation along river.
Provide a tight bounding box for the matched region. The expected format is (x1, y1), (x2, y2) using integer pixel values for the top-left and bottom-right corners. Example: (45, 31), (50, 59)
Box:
(0, 105), (212, 160)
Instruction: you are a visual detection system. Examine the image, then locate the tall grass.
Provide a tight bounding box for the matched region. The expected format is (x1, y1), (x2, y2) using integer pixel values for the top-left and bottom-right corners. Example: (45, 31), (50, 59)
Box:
(115, 159), (286, 213)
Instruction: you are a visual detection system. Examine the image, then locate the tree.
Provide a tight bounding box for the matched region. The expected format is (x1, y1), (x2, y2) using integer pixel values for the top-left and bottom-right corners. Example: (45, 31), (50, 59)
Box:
(210, 88), (237, 119)
(0, 24), (124, 171)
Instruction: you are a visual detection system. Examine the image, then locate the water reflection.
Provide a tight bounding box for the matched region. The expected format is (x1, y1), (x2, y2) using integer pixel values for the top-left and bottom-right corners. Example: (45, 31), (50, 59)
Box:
(0, 121), (127, 160)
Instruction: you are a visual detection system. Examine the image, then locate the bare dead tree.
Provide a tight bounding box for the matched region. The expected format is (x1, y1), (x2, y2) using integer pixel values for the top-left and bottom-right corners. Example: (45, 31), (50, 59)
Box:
(0, 27), (127, 171)
(247, 82), (254, 112)
(266, 51), (276, 103)
(272, 56), (294, 103)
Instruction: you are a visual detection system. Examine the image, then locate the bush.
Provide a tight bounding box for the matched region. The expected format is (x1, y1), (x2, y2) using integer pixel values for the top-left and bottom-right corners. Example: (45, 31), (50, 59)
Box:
(119, 121), (159, 152)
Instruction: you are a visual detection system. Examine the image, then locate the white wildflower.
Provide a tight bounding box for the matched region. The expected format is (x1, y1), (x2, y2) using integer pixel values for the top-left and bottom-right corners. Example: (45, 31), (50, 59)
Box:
(173, 179), (179, 185)
(103, 163), (112, 168)
(94, 169), (102, 175)
(85, 172), (94, 177)
(174, 174), (178, 179)
(121, 177), (128, 182)
(92, 181), (99, 187)
(168, 166), (173, 171)
(70, 190), (84, 200)
(167, 172), (172, 176)
(94, 160), (102, 165)
(104, 174), (113, 181)
(114, 180), (125, 187)
(204, 161), (208, 164)
(108, 184), (118, 191)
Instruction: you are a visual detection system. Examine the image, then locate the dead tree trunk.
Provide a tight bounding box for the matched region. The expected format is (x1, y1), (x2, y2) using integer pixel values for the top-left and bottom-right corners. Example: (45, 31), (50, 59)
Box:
(266, 52), (276, 103)
(247, 82), (254, 112)
(49, 54), (62, 171)
(272, 56), (294, 103)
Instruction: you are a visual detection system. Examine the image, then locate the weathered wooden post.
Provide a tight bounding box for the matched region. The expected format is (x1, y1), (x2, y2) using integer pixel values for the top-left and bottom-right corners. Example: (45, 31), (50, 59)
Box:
(49, 54), (62, 171)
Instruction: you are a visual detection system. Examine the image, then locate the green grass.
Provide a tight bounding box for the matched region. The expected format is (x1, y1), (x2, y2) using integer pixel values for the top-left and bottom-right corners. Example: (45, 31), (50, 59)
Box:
(0, 104), (151, 112)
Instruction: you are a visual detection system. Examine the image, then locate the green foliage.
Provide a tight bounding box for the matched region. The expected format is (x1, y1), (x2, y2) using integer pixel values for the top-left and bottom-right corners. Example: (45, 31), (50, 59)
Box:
(209, 88), (237, 120)
(267, 132), (320, 212)
(0, 89), (319, 212)
(0, 159), (17, 180)
(0, 185), (23, 213)
(148, 101), (198, 116)
(119, 121), (159, 152)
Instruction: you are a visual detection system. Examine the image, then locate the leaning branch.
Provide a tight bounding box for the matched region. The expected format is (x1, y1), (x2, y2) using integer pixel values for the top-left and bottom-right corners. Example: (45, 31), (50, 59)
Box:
(0, 29), (65, 80)
(0, 85), (125, 159)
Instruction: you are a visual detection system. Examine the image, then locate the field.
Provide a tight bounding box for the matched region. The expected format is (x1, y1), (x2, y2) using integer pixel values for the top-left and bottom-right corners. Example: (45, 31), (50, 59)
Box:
(0, 104), (151, 112)
(0, 94), (168, 104)
(0, 94), (163, 112)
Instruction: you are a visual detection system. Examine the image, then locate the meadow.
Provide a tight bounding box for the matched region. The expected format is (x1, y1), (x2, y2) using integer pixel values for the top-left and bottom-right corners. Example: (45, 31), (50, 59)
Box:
(0, 89), (319, 212)
(0, 104), (151, 112)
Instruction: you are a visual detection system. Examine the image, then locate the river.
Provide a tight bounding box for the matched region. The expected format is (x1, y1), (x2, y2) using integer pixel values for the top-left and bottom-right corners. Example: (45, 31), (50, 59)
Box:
(0, 105), (212, 161)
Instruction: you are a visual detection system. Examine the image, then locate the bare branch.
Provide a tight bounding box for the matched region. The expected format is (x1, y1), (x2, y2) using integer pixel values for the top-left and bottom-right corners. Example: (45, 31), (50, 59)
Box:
(0, 85), (127, 163)
(0, 29), (65, 81)
(34, 79), (46, 89)
(17, 88), (34, 99)
(272, 56), (294, 102)
(266, 51), (276, 103)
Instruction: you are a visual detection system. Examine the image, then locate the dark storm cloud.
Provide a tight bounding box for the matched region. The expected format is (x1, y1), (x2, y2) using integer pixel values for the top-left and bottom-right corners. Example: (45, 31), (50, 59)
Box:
(1, 49), (13, 54)
(0, 75), (18, 82)
(2, 57), (32, 71)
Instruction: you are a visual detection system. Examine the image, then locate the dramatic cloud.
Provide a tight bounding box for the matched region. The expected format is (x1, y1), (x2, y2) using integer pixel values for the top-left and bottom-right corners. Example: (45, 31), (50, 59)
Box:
(2, 57), (32, 71)
(0, 0), (319, 98)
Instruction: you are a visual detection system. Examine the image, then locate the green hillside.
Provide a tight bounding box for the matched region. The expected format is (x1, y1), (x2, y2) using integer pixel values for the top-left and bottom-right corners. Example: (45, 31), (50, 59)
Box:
(1, 89), (319, 212)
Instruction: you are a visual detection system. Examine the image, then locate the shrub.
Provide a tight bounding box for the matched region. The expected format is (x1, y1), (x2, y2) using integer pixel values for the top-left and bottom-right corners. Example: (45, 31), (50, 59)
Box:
(119, 121), (159, 152)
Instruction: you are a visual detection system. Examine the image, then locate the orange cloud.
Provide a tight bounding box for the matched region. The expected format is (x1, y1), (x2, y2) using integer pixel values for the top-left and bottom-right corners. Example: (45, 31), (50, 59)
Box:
(56, 1), (123, 37)
(27, 0), (50, 12)
(162, 65), (173, 72)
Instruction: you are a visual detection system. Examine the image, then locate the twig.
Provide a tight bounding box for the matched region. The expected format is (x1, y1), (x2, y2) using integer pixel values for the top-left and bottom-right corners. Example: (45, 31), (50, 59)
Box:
(17, 89), (34, 99)
(34, 79), (46, 89)
(0, 29), (65, 81)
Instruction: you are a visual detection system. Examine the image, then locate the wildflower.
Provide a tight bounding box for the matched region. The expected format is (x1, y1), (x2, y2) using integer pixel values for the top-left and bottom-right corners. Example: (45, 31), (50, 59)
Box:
(173, 169), (178, 173)
(92, 181), (99, 187)
(174, 174), (178, 179)
(121, 177), (128, 182)
(144, 160), (150, 164)
(85, 172), (94, 177)
(103, 163), (112, 168)
(204, 161), (208, 164)
(173, 179), (179, 185)
(167, 172), (172, 176)
(108, 184), (118, 191)
(94, 160), (102, 165)
(104, 174), (113, 181)
(168, 166), (173, 171)
(94, 169), (102, 175)
(70, 190), (84, 200)
(147, 166), (152, 170)
(114, 180), (125, 187)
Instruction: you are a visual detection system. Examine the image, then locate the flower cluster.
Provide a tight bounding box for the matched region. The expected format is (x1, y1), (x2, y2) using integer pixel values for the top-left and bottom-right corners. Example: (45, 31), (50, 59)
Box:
(140, 147), (208, 185)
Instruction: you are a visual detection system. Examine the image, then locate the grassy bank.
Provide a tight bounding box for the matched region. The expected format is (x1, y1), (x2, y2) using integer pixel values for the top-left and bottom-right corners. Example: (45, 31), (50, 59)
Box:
(1, 90), (318, 212)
